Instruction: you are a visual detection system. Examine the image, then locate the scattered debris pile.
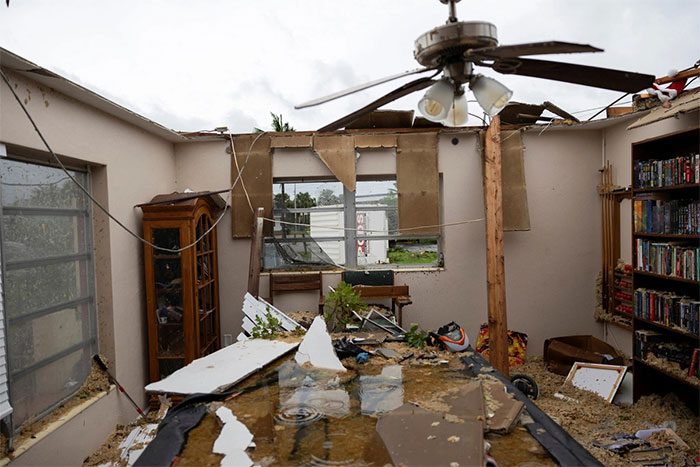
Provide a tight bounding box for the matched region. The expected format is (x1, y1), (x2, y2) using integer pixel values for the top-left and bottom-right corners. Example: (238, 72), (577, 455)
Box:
(514, 358), (699, 466)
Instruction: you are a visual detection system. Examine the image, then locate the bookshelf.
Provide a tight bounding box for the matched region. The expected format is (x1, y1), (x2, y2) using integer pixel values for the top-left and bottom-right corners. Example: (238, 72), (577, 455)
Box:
(631, 127), (700, 413)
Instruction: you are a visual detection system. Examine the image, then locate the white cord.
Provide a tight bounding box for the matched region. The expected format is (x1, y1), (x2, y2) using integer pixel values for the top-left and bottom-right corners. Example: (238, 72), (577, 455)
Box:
(0, 68), (264, 253)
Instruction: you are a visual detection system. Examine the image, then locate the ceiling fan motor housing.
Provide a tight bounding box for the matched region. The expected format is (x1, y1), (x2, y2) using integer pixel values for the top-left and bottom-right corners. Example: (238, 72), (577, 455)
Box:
(414, 21), (498, 68)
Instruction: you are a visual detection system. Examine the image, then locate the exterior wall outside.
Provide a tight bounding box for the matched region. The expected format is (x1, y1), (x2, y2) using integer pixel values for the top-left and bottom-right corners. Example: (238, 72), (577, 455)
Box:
(598, 110), (699, 353)
(175, 130), (607, 356)
(1, 70), (176, 459)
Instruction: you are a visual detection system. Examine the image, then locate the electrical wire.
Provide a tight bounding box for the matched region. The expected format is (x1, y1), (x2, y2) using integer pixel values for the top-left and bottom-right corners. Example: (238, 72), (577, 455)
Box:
(262, 216), (484, 234)
(0, 68), (264, 253)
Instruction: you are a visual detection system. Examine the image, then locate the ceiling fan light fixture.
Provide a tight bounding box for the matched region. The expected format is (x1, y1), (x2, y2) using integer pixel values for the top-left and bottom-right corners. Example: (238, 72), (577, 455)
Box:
(470, 75), (513, 116)
(443, 89), (468, 126)
(417, 78), (454, 122)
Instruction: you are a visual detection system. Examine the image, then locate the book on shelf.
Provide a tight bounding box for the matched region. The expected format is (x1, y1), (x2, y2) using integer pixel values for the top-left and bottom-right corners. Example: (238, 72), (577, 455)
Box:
(635, 238), (699, 280)
(690, 349), (699, 378)
(634, 287), (700, 335)
(633, 198), (699, 235)
(633, 153), (699, 189)
(634, 329), (663, 358)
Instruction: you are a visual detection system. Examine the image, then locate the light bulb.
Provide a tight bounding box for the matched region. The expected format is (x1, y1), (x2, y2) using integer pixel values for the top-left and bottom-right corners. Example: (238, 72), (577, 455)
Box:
(444, 91), (468, 126)
(417, 79), (454, 122)
(470, 75), (513, 117)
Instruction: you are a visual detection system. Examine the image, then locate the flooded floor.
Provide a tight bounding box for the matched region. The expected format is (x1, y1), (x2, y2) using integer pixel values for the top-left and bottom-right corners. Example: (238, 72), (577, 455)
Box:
(178, 357), (555, 466)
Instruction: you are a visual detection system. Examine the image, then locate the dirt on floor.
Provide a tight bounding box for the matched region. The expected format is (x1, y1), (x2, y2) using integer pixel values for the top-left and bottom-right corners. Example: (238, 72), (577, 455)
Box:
(10, 357), (111, 459)
(513, 357), (700, 466)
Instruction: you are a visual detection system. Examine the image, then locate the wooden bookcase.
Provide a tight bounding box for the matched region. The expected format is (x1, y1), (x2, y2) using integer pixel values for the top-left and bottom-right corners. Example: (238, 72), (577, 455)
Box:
(630, 128), (700, 413)
(140, 192), (226, 383)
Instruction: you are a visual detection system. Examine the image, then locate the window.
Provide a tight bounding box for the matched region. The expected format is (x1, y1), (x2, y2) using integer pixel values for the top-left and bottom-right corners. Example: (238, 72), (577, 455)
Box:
(0, 157), (97, 429)
(264, 177), (440, 270)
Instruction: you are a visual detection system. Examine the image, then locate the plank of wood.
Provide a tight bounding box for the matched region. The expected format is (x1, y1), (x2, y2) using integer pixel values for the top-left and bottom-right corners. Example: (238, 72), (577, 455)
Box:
(313, 134), (357, 192)
(231, 134), (272, 238)
(483, 115), (509, 376)
(247, 207), (264, 297)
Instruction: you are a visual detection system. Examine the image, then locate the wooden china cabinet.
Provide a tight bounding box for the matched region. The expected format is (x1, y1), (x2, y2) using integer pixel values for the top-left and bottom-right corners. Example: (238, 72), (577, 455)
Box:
(140, 192), (226, 383)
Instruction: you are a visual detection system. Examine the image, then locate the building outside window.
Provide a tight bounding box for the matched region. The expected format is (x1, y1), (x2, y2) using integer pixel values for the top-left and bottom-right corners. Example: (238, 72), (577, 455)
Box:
(264, 177), (440, 270)
(0, 156), (97, 430)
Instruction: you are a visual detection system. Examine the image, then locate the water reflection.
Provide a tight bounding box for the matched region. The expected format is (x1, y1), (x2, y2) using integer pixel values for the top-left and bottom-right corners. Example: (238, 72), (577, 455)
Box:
(359, 365), (404, 415)
(277, 362), (351, 419)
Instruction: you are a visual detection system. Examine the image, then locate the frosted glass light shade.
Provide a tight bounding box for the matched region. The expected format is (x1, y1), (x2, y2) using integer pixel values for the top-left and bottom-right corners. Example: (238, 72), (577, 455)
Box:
(444, 92), (468, 126)
(417, 79), (454, 122)
(470, 75), (513, 116)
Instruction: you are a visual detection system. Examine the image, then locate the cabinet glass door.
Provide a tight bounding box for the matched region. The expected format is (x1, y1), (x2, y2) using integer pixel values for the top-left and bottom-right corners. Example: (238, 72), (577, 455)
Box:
(152, 228), (185, 379)
(196, 214), (218, 356)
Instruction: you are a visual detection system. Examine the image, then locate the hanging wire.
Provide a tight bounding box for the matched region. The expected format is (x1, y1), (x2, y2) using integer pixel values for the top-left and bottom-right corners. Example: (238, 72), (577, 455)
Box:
(0, 67), (264, 253)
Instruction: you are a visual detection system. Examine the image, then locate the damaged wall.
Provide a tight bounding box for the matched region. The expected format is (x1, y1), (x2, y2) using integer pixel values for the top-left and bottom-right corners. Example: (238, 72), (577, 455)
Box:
(0, 70), (177, 463)
(175, 128), (607, 356)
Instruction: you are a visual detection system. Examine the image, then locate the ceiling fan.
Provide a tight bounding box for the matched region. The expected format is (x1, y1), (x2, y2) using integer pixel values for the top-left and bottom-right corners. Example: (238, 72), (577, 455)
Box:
(296, 0), (655, 131)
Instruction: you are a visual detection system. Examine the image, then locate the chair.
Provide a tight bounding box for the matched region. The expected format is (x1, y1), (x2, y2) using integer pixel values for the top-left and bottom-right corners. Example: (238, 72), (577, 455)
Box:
(268, 272), (325, 314)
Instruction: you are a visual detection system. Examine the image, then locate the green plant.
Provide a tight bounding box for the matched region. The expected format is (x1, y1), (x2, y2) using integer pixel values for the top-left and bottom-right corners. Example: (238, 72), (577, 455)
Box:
(324, 282), (367, 332)
(251, 307), (282, 339)
(405, 323), (427, 348)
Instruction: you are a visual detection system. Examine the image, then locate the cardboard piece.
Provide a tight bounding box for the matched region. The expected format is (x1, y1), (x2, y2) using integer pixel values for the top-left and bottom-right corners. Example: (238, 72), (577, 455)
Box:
(501, 130), (531, 231)
(563, 362), (627, 403)
(481, 378), (525, 433)
(544, 335), (624, 376)
(145, 339), (298, 394)
(313, 134), (356, 192)
(396, 132), (439, 235)
(231, 134), (272, 238)
(269, 134), (312, 148)
(353, 134), (398, 149)
(295, 316), (347, 372)
(375, 403), (484, 467)
(213, 407), (254, 466)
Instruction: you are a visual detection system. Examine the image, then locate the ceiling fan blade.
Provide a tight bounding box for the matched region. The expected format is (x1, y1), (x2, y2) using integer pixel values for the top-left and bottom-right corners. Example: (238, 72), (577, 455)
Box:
(295, 67), (437, 109)
(491, 58), (655, 92)
(469, 41), (602, 59)
(318, 77), (436, 132)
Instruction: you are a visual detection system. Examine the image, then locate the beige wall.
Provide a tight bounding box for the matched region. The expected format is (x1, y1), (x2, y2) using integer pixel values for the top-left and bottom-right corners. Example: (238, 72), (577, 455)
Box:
(0, 70), (176, 454)
(175, 128), (608, 356)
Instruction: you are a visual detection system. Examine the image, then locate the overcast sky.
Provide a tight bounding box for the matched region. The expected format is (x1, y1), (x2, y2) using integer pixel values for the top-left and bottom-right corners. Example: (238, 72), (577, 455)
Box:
(1, 1), (698, 133)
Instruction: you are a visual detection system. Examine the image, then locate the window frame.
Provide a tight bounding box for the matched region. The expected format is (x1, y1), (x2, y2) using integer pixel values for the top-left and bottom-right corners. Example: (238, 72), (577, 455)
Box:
(267, 175), (441, 270)
(0, 154), (98, 432)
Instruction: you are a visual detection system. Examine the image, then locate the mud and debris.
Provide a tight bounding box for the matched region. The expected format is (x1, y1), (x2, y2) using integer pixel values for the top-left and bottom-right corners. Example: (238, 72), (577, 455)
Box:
(513, 357), (699, 466)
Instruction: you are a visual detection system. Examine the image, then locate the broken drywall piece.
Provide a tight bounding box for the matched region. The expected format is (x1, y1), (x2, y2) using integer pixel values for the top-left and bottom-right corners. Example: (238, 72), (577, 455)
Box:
(145, 339), (298, 394)
(295, 316), (346, 372)
(213, 407), (254, 467)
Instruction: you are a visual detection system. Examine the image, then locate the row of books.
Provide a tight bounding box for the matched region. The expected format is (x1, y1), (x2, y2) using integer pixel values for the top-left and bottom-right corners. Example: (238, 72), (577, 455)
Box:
(633, 154), (699, 189)
(634, 287), (700, 335)
(635, 239), (699, 281)
(633, 199), (700, 235)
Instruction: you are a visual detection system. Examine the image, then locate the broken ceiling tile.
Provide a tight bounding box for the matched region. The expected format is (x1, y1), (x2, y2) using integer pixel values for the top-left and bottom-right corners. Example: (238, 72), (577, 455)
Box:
(294, 316), (346, 372)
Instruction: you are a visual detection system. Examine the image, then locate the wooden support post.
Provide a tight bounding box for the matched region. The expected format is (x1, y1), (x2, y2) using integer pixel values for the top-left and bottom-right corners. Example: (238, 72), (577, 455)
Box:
(247, 207), (264, 298)
(484, 116), (509, 376)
